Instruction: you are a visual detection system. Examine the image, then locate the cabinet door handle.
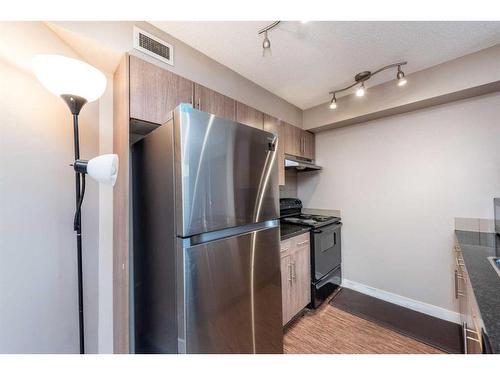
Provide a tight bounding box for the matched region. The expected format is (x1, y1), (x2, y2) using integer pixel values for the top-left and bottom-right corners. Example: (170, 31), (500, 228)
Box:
(281, 247), (290, 252)
(466, 337), (481, 343)
(454, 270), (458, 299)
(197, 98), (201, 110)
(288, 263), (293, 285)
(465, 328), (481, 337)
(296, 240), (309, 246)
(291, 261), (296, 282)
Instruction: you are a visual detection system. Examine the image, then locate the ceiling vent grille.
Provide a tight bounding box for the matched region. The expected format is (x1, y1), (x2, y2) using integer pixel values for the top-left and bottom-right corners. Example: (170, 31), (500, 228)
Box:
(133, 26), (174, 66)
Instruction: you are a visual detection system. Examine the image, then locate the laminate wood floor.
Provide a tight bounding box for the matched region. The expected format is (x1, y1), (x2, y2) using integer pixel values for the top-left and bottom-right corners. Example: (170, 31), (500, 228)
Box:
(284, 302), (444, 354)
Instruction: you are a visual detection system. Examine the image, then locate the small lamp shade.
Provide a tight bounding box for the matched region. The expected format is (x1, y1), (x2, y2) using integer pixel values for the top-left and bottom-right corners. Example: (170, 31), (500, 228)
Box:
(87, 154), (119, 186)
(32, 54), (107, 103)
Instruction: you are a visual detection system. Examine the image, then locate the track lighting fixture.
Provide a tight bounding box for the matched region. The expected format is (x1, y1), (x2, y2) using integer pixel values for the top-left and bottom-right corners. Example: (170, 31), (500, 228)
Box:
(328, 61), (408, 109)
(258, 21), (280, 57)
(258, 21), (310, 57)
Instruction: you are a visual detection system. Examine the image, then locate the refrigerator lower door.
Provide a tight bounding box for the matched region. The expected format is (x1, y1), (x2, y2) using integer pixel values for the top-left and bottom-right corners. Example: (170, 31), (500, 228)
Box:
(177, 222), (283, 354)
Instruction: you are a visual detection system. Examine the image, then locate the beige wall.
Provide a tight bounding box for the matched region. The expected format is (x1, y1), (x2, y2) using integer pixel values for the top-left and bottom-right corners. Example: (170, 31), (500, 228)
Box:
(0, 58), (100, 353)
(298, 92), (500, 318)
(50, 21), (303, 127)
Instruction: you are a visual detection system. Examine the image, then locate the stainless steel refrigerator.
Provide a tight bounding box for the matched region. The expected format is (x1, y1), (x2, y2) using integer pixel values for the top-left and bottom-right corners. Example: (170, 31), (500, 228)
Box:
(132, 104), (283, 354)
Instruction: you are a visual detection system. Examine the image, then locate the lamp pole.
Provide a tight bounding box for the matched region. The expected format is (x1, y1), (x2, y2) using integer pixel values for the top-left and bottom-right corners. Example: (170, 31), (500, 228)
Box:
(62, 94), (88, 355)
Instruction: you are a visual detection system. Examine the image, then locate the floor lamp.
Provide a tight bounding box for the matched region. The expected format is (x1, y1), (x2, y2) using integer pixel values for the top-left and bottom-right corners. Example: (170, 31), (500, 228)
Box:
(32, 54), (119, 354)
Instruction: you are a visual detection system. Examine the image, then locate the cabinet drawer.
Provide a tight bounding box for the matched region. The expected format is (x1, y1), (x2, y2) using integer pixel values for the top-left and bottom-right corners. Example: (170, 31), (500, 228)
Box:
(292, 232), (310, 252)
(280, 238), (293, 255)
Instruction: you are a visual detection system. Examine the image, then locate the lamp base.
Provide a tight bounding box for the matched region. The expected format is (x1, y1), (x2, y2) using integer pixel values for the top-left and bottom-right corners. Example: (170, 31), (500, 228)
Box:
(61, 94), (87, 115)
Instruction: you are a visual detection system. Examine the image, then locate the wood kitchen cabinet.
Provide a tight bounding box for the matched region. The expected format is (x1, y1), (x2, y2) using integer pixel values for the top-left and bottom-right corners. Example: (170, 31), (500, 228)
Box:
(194, 83), (236, 121)
(129, 55), (194, 124)
(236, 101), (264, 129)
(453, 241), (484, 354)
(302, 131), (315, 160)
(283, 122), (315, 161)
(280, 233), (311, 325)
(263, 114), (285, 186)
(283, 121), (301, 157)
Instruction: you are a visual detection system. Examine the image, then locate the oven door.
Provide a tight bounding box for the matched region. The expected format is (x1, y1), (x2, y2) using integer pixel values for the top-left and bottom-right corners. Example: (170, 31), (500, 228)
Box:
(312, 223), (342, 282)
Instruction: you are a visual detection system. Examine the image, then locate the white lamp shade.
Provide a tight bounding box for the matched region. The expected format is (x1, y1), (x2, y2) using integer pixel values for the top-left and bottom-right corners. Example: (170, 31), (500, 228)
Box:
(87, 154), (119, 186)
(32, 54), (107, 103)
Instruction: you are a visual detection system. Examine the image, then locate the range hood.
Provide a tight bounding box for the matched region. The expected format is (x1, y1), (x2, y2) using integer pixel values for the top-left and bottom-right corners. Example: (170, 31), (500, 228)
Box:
(285, 154), (322, 172)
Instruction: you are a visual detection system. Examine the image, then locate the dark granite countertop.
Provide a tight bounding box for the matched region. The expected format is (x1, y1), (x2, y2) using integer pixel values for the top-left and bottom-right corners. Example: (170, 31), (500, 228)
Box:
(280, 222), (310, 241)
(455, 230), (500, 353)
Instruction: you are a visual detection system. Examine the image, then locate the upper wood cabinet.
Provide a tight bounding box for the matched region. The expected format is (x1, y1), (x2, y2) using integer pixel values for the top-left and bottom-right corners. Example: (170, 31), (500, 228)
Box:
(236, 102), (264, 129)
(129, 55), (194, 124)
(263, 114), (285, 186)
(194, 83), (236, 121)
(283, 121), (315, 161)
(303, 131), (315, 160)
(283, 122), (301, 157)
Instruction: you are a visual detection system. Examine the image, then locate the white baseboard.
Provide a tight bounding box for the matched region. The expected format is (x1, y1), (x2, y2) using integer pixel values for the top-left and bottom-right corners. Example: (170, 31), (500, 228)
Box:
(341, 279), (461, 324)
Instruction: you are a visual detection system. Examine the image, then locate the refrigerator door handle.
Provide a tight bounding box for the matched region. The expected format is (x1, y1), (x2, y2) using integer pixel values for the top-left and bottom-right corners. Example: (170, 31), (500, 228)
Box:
(185, 220), (279, 246)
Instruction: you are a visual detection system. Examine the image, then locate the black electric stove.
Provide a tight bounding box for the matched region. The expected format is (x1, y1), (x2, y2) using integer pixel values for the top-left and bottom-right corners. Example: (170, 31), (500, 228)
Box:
(280, 198), (342, 308)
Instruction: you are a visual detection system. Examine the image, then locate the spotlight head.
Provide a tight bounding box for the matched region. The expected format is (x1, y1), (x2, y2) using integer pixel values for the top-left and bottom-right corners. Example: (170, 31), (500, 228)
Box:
(329, 94), (337, 109)
(262, 31), (271, 56)
(263, 36), (271, 49)
(74, 154), (119, 186)
(397, 65), (406, 86)
(356, 83), (366, 97)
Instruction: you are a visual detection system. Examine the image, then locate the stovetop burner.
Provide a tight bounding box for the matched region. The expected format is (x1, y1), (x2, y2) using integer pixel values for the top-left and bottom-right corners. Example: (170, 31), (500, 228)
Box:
(282, 214), (341, 228)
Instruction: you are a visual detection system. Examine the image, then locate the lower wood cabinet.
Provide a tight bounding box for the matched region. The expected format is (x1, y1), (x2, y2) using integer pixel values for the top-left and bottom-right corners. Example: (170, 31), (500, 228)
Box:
(453, 241), (484, 354)
(280, 232), (311, 325)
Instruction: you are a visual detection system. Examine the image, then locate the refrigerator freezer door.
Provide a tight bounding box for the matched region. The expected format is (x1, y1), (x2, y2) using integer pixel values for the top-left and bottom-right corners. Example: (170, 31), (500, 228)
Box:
(177, 224), (283, 354)
(174, 104), (279, 237)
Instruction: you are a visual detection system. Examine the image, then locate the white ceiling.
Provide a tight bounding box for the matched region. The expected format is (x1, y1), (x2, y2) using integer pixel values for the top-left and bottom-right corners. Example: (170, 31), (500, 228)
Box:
(152, 21), (500, 110)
